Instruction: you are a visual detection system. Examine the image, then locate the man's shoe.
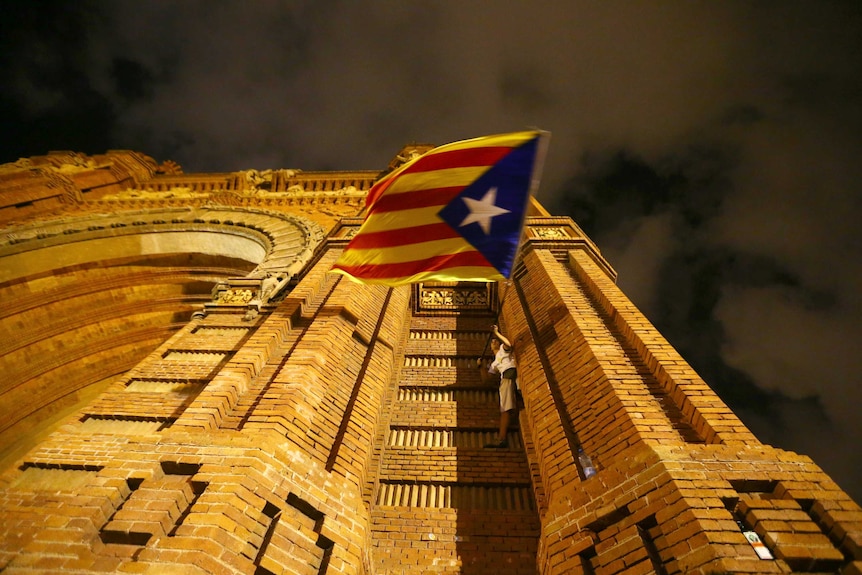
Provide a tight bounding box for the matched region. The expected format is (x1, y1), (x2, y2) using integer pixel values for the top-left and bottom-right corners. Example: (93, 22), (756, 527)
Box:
(484, 438), (508, 449)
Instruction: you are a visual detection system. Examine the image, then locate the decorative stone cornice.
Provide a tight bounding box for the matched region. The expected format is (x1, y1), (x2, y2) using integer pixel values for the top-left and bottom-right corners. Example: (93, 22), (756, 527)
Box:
(95, 170), (374, 215)
(412, 282), (498, 315)
(0, 205), (324, 278)
(523, 216), (617, 281)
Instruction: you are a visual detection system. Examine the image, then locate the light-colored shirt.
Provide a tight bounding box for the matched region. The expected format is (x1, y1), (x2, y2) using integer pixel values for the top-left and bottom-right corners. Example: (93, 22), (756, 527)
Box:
(489, 346), (516, 376)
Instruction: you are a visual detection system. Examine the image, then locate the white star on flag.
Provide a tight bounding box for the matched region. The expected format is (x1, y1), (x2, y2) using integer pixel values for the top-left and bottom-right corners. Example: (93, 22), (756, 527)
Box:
(459, 187), (510, 235)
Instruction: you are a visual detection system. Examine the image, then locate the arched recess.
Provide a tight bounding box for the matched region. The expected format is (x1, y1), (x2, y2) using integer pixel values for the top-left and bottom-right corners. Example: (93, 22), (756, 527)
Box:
(0, 206), (323, 468)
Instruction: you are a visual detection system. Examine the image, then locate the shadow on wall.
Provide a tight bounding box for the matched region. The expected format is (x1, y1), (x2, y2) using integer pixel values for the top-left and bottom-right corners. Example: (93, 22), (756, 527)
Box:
(0, 224), (261, 472)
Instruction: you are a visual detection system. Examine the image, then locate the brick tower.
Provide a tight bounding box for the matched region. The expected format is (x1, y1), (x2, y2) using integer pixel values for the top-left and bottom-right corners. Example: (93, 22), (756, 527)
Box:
(0, 149), (860, 574)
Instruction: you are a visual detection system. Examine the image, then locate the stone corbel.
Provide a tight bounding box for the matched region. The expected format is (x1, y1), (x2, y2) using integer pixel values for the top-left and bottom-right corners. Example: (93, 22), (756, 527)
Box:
(207, 271), (292, 317)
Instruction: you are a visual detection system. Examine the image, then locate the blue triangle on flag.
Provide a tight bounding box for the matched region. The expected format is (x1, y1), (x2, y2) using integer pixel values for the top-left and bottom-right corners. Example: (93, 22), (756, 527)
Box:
(437, 136), (538, 278)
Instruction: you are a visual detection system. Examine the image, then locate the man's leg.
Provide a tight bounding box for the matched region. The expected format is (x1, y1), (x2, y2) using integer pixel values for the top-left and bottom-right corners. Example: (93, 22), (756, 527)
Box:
(487, 377), (517, 447)
(499, 409), (512, 442)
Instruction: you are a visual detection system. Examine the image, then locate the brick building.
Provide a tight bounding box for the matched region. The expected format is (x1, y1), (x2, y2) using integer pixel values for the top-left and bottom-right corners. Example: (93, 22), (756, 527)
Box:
(0, 149), (860, 574)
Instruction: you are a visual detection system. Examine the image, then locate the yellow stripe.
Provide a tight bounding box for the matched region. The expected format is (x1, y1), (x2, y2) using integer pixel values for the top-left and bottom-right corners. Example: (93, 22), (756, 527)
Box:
(332, 266), (504, 286)
(386, 166), (490, 195)
(409, 267), (505, 282)
(376, 130), (541, 188)
(359, 205), (445, 234)
(337, 237), (474, 266)
(425, 130), (540, 155)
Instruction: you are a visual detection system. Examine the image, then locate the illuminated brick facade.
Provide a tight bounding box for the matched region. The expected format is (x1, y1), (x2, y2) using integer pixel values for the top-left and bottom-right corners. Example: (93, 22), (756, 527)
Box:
(0, 150), (860, 574)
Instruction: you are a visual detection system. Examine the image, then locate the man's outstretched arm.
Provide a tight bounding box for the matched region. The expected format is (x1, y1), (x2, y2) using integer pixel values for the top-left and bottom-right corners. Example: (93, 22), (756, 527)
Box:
(491, 325), (512, 350)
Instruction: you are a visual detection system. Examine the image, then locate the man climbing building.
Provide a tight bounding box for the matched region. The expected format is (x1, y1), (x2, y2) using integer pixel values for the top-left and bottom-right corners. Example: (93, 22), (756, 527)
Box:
(479, 324), (517, 448)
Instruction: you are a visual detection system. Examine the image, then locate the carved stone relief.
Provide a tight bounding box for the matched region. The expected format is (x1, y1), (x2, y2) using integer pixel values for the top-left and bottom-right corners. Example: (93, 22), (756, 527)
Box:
(217, 288), (255, 304)
(531, 226), (569, 239)
(418, 287), (490, 310)
(104, 187), (208, 200)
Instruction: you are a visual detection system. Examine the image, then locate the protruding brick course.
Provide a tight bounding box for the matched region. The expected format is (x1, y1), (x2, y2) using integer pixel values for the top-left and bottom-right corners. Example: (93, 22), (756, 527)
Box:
(1, 151), (859, 574)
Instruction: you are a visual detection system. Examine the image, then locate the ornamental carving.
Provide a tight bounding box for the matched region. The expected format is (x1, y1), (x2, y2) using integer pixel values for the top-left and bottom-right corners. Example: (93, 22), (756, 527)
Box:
(419, 288), (489, 309)
(217, 288), (255, 304)
(242, 169), (274, 192)
(0, 158), (33, 172)
(532, 226), (569, 239)
(242, 169), (301, 193)
(104, 187), (207, 200)
(387, 144), (434, 171)
(39, 170), (82, 204)
(48, 157), (99, 174)
(156, 160), (183, 175)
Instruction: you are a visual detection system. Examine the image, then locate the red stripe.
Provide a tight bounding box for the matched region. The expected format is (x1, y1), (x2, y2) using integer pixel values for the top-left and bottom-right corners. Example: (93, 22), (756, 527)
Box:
(333, 251), (494, 279)
(366, 146), (513, 209)
(346, 222), (457, 249)
(399, 147), (514, 175)
(365, 175), (396, 210)
(368, 187), (463, 214)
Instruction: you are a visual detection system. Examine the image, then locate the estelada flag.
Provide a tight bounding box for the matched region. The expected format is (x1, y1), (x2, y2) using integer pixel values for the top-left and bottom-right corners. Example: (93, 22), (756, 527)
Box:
(331, 130), (549, 286)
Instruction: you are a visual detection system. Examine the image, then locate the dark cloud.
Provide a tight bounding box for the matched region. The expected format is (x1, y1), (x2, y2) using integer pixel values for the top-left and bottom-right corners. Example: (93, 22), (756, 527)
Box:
(0, 0), (114, 158)
(2, 0), (861, 501)
(110, 58), (156, 102)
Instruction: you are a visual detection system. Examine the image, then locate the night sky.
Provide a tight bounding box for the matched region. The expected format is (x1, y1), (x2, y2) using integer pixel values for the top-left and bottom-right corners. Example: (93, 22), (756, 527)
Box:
(2, 1), (860, 501)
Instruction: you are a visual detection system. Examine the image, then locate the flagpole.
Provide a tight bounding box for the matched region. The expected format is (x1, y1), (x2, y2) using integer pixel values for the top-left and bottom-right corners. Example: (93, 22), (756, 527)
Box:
(479, 279), (511, 364)
(478, 129), (550, 365)
(507, 129), (550, 283)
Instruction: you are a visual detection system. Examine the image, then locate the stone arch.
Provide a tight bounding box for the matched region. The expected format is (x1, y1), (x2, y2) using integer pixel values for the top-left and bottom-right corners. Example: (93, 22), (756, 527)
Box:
(0, 205), (323, 468)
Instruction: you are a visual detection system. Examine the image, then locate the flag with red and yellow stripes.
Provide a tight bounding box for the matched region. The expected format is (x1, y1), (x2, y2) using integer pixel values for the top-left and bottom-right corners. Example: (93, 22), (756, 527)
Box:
(331, 130), (548, 286)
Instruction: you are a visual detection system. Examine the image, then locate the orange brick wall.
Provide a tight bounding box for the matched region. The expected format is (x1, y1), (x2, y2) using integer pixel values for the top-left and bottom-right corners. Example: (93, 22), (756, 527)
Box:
(500, 231), (862, 574)
(2, 153), (861, 575)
